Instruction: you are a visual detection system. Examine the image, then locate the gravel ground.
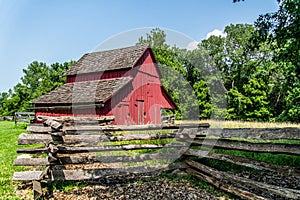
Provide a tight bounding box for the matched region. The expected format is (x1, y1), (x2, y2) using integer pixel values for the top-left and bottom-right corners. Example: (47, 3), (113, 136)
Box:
(16, 166), (300, 200)
(16, 170), (227, 200)
(50, 178), (224, 200)
(230, 170), (300, 200)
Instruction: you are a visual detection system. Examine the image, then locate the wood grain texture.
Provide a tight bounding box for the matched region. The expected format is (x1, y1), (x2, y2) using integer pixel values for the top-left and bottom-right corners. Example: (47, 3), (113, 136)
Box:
(192, 138), (300, 155)
(185, 159), (300, 199)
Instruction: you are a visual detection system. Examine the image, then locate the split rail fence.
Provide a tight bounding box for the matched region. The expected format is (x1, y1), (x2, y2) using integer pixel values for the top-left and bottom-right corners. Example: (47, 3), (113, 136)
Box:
(14, 112), (35, 125)
(13, 116), (300, 199)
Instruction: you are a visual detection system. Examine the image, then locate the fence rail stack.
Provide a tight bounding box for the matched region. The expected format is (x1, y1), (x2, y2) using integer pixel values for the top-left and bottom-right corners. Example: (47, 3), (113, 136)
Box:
(182, 128), (300, 200)
(13, 116), (208, 199)
(12, 118), (300, 199)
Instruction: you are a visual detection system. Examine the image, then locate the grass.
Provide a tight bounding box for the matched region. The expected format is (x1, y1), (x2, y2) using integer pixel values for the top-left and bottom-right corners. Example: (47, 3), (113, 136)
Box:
(218, 120), (300, 128)
(50, 181), (88, 193)
(0, 121), (28, 199)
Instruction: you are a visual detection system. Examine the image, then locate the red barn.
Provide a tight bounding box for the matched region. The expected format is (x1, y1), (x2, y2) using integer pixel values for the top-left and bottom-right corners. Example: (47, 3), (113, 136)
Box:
(32, 44), (177, 125)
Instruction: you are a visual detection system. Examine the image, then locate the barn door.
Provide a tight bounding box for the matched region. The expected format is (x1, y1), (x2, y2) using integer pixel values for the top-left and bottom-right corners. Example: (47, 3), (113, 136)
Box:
(137, 100), (144, 124)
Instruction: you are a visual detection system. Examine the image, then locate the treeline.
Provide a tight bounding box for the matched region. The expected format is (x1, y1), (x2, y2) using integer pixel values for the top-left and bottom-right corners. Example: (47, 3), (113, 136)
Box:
(0, 61), (74, 116)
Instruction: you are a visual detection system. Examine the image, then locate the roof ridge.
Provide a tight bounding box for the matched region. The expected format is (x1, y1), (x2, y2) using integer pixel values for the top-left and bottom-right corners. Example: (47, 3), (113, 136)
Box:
(64, 44), (150, 76)
(88, 43), (149, 55)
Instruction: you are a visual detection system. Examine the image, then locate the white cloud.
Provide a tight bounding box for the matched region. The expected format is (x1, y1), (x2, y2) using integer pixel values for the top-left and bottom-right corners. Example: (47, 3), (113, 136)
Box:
(186, 40), (199, 50)
(206, 29), (226, 39)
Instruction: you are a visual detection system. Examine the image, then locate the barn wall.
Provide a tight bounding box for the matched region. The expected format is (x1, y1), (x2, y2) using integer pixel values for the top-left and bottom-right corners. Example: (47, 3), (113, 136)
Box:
(35, 103), (72, 118)
(34, 103), (110, 118)
(35, 110), (73, 117)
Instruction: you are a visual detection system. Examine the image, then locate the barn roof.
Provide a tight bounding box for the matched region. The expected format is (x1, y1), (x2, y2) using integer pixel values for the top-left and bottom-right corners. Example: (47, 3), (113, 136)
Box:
(32, 78), (132, 104)
(64, 44), (149, 76)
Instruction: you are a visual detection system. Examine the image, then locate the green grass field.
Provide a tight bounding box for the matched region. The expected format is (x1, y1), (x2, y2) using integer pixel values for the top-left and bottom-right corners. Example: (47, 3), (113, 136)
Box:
(0, 121), (27, 199)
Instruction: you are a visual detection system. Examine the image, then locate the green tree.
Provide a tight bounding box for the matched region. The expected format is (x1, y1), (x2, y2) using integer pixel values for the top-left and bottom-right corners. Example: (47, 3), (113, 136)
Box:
(201, 24), (274, 121)
(138, 28), (212, 119)
(138, 28), (168, 49)
(254, 0), (299, 76)
(0, 61), (74, 116)
(212, 24), (257, 91)
(0, 91), (11, 115)
(227, 78), (272, 121)
(254, 0), (300, 122)
(193, 80), (212, 118)
(155, 47), (200, 119)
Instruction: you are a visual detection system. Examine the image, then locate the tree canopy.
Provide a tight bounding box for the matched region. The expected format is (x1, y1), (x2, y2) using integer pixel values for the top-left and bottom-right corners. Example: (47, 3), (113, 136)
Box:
(253, 0), (300, 122)
(0, 61), (74, 116)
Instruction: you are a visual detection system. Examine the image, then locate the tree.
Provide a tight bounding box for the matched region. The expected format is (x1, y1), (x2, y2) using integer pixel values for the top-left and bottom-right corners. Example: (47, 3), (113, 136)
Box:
(0, 61), (74, 116)
(0, 91), (10, 115)
(193, 80), (212, 118)
(254, 0), (300, 122)
(201, 24), (274, 121)
(227, 78), (272, 121)
(254, 0), (299, 75)
(282, 83), (300, 122)
(138, 28), (168, 49)
(138, 28), (213, 119)
(201, 24), (257, 91)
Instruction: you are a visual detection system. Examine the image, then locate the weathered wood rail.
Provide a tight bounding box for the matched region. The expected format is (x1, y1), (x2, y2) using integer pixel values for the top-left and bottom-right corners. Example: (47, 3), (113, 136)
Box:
(13, 116), (199, 199)
(14, 112), (35, 125)
(183, 129), (300, 200)
(13, 117), (300, 199)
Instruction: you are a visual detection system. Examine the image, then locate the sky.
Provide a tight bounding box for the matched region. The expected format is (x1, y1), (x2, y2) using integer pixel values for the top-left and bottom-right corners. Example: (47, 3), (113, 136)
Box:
(0, 0), (279, 93)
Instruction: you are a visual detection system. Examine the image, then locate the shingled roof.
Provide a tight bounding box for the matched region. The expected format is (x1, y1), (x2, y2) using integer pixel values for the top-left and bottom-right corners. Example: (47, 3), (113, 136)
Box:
(32, 78), (132, 104)
(64, 44), (149, 76)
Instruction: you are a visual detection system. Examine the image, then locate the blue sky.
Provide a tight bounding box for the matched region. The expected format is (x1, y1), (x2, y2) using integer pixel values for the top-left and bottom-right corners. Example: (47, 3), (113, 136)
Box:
(0, 0), (278, 93)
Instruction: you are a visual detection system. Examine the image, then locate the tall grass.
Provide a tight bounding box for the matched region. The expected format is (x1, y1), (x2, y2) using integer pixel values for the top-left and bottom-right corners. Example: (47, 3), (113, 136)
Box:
(177, 120), (300, 128)
(218, 120), (300, 128)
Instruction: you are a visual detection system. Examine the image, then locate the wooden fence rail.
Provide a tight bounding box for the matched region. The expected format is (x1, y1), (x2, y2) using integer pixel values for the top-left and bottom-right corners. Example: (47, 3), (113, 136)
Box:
(14, 112), (35, 125)
(12, 116), (300, 199)
(183, 130), (300, 199)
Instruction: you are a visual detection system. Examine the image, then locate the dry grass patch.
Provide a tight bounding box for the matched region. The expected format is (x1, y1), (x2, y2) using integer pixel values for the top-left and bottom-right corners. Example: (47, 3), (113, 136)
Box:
(176, 120), (300, 128)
